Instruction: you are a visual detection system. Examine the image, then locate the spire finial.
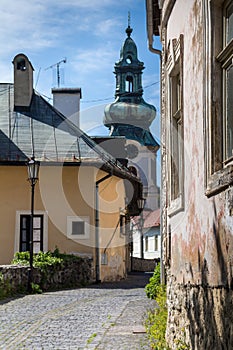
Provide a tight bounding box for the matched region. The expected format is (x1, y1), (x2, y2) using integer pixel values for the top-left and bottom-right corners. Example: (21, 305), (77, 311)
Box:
(128, 11), (131, 27)
(126, 11), (133, 37)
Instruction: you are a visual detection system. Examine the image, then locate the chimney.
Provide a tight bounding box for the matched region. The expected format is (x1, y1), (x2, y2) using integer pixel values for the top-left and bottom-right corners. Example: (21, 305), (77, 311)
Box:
(52, 88), (82, 127)
(13, 53), (34, 111)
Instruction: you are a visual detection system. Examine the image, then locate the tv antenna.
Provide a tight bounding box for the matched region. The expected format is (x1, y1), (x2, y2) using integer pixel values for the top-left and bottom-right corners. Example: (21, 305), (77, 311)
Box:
(45, 58), (67, 87)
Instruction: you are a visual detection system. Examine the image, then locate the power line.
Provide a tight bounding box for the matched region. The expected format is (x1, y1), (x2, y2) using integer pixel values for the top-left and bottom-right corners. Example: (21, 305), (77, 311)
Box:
(38, 80), (160, 104)
(81, 80), (160, 103)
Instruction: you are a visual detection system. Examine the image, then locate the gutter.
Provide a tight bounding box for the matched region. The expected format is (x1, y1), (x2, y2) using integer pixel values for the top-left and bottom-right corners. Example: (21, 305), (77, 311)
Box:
(146, 0), (162, 58)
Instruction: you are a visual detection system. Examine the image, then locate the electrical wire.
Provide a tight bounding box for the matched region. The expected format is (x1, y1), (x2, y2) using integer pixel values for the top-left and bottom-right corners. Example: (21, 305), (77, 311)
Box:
(39, 80), (160, 104)
(81, 80), (160, 103)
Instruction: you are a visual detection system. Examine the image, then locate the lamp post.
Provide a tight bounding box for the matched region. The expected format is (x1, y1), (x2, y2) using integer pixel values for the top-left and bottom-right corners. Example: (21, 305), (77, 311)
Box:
(137, 198), (145, 259)
(27, 157), (40, 292)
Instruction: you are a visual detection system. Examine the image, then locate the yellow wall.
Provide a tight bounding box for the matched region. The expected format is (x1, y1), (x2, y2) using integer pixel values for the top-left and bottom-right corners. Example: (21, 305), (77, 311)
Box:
(0, 165), (127, 281)
(96, 169), (127, 281)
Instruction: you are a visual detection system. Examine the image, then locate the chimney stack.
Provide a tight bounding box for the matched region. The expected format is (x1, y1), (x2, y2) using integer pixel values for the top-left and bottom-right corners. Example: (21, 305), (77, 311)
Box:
(13, 53), (34, 111)
(52, 88), (82, 127)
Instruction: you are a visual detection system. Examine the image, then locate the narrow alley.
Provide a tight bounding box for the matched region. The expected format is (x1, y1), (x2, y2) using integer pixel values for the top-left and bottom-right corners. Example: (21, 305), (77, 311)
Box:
(0, 273), (155, 350)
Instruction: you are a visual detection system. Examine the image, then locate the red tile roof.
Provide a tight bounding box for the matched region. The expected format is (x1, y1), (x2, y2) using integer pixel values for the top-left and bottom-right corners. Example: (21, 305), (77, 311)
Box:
(132, 208), (160, 228)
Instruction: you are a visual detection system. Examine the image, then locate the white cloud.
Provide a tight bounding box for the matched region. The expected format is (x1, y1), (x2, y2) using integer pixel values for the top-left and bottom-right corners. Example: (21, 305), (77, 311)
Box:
(95, 18), (122, 37)
(54, 0), (130, 9)
(0, 0), (126, 60)
(0, 1), (59, 57)
(0, 0), (158, 118)
(72, 46), (118, 75)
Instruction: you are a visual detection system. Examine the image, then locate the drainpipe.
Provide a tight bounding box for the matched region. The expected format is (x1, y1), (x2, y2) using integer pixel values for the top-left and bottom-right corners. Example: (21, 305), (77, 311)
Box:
(95, 173), (112, 283)
(146, 0), (165, 284)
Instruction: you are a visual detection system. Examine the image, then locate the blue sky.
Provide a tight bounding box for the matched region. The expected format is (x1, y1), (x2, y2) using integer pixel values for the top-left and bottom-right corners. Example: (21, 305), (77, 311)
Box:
(0, 0), (161, 139)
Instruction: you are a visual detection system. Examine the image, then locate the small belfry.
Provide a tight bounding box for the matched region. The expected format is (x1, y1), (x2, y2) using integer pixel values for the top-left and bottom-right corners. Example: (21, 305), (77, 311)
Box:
(103, 17), (160, 210)
(103, 18), (157, 139)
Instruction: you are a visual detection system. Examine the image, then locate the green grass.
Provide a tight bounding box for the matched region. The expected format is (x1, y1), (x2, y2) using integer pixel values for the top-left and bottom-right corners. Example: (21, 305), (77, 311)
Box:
(86, 332), (97, 344)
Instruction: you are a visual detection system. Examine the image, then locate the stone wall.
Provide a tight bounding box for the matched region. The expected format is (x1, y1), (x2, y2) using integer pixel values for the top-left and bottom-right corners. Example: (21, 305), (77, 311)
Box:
(132, 257), (159, 272)
(166, 275), (233, 350)
(0, 257), (94, 294)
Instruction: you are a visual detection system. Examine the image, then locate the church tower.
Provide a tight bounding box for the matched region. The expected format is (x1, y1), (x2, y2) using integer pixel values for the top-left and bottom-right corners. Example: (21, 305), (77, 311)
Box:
(103, 22), (160, 210)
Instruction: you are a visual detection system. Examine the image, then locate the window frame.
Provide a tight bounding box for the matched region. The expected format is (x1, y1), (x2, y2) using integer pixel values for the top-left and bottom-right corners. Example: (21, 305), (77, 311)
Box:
(20, 214), (44, 253)
(204, 0), (233, 197)
(154, 234), (159, 252)
(67, 216), (90, 240)
(145, 236), (149, 252)
(15, 210), (48, 254)
(120, 214), (127, 237)
(166, 35), (184, 216)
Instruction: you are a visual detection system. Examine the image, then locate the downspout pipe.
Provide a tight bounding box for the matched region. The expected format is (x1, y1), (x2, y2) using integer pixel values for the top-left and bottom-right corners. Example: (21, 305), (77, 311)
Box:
(146, 0), (165, 284)
(95, 173), (112, 283)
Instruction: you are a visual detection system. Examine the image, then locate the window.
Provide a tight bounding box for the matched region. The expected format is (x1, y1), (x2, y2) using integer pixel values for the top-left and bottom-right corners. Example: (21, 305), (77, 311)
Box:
(126, 55), (132, 64)
(204, 0), (233, 196)
(126, 75), (133, 92)
(145, 236), (149, 251)
(67, 216), (90, 239)
(120, 215), (126, 236)
(15, 211), (48, 254)
(166, 35), (184, 215)
(154, 235), (158, 251)
(17, 58), (26, 71)
(219, 1), (233, 163)
(20, 215), (43, 253)
(170, 71), (182, 200)
(72, 221), (85, 235)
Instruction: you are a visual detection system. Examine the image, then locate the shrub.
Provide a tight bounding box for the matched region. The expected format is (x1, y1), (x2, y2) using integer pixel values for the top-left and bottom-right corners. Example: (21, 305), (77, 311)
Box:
(145, 264), (170, 349)
(145, 262), (161, 299)
(11, 248), (82, 293)
(31, 283), (43, 294)
(145, 285), (169, 350)
(11, 248), (80, 271)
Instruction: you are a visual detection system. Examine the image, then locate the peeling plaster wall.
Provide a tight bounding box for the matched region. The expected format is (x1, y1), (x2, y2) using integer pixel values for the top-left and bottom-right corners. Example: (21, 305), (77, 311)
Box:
(159, 0), (233, 348)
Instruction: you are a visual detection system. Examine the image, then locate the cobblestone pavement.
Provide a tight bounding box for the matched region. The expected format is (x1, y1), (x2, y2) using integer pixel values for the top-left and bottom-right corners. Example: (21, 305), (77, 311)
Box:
(0, 272), (156, 350)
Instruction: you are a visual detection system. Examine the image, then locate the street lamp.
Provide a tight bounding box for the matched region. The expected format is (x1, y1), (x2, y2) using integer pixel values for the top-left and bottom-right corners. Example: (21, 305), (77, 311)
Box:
(27, 157), (40, 292)
(137, 198), (145, 259)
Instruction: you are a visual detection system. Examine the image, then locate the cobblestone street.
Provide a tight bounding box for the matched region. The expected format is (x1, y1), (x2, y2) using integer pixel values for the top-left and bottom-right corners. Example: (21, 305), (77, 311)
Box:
(0, 272), (155, 350)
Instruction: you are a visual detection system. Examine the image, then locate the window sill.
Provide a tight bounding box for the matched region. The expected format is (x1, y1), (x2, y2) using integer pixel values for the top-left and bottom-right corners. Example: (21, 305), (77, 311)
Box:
(205, 165), (233, 197)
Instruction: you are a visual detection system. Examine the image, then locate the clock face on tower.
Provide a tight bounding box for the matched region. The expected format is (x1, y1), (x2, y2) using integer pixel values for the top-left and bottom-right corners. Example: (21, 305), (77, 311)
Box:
(126, 144), (139, 159)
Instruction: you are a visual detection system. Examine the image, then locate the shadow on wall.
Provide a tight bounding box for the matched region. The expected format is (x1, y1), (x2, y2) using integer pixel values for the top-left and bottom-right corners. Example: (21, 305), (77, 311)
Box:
(185, 199), (233, 349)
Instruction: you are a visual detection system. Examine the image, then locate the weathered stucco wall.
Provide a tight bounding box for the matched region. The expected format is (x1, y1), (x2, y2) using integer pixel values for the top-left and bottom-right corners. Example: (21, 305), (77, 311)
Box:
(159, 0), (233, 348)
(0, 165), (128, 282)
(0, 165), (96, 263)
(163, 0), (233, 287)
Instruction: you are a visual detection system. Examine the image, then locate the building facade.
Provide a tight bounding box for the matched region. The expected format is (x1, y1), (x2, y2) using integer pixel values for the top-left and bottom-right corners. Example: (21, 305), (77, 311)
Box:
(131, 209), (160, 259)
(0, 53), (142, 283)
(146, 0), (233, 349)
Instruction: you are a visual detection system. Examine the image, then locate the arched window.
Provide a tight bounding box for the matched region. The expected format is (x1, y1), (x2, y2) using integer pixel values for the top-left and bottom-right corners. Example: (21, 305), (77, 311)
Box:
(17, 58), (26, 71)
(125, 75), (133, 92)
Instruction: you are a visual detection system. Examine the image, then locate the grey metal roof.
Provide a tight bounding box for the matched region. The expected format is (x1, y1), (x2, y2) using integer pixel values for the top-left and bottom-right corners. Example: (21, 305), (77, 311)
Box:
(0, 84), (122, 164)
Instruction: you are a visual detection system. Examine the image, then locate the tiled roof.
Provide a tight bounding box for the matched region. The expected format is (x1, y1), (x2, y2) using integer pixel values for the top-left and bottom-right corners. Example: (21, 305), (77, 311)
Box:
(143, 208), (160, 228)
(132, 208), (160, 228)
